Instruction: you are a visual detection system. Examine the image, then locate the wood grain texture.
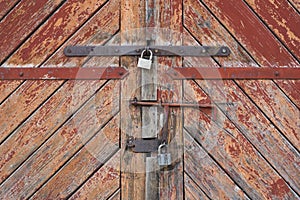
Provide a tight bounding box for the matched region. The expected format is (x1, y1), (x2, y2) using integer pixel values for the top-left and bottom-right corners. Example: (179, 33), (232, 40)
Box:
(108, 189), (121, 200)
(0, 80), (105, 184)
(0, 0), (20, 20)
(0, 80), (63, 143)
(120, 0), (145, 199)
(184, 0), (299, 151)
(289, 0), (300, 12)
(0, 80), (120, 199)
(0, 0), (119, 152)
(184, 130), (249, 199)
(244, 0), (300, 59)
(184, 1), (300, 194)
(70, 151), (121, 200)
(30, 114), (120, 199)
(0, 0), (64, 63)
(200, 0), (300, 109)
(195, 79), (300, 195)
(0, 80), (22, 103)
(184, 173), (210, 200)
(184, 80), (298, 199)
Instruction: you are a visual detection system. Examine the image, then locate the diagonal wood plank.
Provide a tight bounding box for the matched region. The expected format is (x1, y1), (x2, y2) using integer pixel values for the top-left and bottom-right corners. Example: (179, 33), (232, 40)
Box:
(184, 0), (300, 187)
(108, 189), (121, 200)
(0, 80), (22, 103)
(69, 151), (121, 200)
(184, 130), (249, 199)
(199, 0), (300, 109)
(243, 0), (300, 59)
(289, 0), (300, 12)
(184, 82), (299, 199)
(0, 80), (120, 199)
(184, 173), (210, 200)
(30, 114), (120, 199)
(0, 80), (105, 184)
(184, 0), (299, 151)
(0, 0), (20, 21)
(0, 0), (119, 145)
(0, 0), (66, 63)
(194, 79), (300, 195)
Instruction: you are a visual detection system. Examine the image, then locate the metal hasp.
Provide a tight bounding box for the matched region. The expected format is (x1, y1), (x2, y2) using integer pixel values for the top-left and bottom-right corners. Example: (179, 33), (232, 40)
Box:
(0, 67), (128, 80)
(64, 45), (230, 57)
(127, 98), (213, 153)
(169, 67), (300, 80)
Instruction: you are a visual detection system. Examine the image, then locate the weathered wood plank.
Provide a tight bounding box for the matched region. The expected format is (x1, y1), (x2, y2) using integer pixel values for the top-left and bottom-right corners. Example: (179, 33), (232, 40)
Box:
(289, 0), (300, 12)
(4, 0), (107, 67)
(184, 1), (300, 193)
(0, 80), (120, 199)
(0, 80), (105, 184)
(186, 2), (300, 149)
(244, 0), (300, 58)
(120, 0), (145, 199)
(194, 79), (300, 195)
(184, 80), (299, 199)
(184, 173), (210, 200)
(0, 0), (65, 63)
(152, 0), (184, 199)
(108, 189), (121, 200)
(30, 114), (120, 199)
(184, 130), (249, 199)
(0, 80), (63, 143)
(200, 0), (300, 108)
(0, 80), (22, 103)
(69, 151), (121, 200)
(0, 0), (20, 20)
(0, 0), (119, 145)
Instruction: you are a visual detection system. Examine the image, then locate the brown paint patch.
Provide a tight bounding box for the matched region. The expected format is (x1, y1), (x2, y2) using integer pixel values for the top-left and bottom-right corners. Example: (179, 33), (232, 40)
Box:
(269, 179), (291, 198)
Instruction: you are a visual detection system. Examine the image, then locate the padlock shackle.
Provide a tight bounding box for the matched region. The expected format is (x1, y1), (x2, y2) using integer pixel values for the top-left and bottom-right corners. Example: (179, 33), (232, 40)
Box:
(141, 49), (153, 59)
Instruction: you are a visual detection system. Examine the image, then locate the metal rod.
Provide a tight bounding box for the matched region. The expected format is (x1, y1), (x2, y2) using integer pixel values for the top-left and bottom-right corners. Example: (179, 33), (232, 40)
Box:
(130, 99), (213, 108)
(168, 67), (300, 80)
(0, 67), (128, 80)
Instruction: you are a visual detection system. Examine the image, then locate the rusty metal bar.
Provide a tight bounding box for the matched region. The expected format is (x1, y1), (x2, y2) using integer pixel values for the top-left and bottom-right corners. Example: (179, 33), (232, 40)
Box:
(0, 67), (128, 80)
(130, 98), (213, 108)
(168, 67), (300, 80)
(64, 45), (230, 57)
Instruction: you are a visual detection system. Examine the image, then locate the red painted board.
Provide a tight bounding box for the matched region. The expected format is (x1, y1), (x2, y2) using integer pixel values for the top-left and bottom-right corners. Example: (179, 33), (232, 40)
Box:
(0, 0), (19, 20)
(244, 0), (300, 58)
(0, 0), (65, 63)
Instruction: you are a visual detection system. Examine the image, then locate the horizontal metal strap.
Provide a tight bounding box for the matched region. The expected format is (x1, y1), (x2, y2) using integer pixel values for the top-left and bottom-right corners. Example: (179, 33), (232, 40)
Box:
(64, 45), (230, 57)
(168, 67), (300, 80)
(0, 67), (128, 80)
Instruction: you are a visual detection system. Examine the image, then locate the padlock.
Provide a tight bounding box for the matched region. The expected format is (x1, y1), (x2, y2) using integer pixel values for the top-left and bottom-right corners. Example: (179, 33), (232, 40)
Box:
(157, 143), (171, 166)
(137, 49), (153, 69)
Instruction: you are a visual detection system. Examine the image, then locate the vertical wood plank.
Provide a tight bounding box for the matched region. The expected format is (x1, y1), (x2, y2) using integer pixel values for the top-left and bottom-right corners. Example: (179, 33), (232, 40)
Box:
(154, 0), (184, 199)
(120, 0), (146, 199)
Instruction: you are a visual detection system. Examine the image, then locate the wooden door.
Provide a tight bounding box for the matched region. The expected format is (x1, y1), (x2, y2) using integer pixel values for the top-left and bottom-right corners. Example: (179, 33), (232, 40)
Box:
(0, 0), (299, 199)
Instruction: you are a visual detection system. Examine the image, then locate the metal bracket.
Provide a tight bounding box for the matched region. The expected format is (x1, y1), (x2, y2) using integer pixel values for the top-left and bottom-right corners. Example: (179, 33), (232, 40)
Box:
(127, 136), (161, 153)
(168, 67), (300, 80)
(64, 45), (230, 57)
(0, 67), (128, 80)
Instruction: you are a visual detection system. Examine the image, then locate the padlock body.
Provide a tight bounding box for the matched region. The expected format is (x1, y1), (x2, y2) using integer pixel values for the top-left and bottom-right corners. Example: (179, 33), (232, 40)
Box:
(138, 58), (152, 69)
(157, 153), (171, 166)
